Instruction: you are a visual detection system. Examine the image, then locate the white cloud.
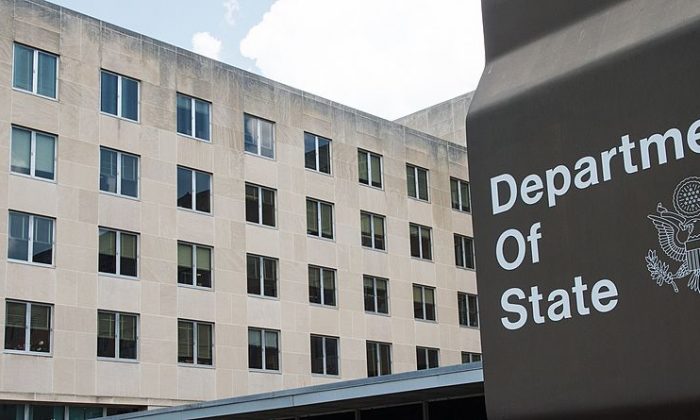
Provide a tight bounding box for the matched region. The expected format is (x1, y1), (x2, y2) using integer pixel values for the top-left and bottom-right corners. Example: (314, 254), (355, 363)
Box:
(240, 0), (484, 120)
(192, 32), (223, 60)
(223, 0), (240, 26)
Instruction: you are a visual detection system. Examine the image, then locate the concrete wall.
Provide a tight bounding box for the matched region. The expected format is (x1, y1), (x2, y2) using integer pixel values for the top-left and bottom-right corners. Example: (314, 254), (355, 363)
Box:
(394, 92), (474, 147)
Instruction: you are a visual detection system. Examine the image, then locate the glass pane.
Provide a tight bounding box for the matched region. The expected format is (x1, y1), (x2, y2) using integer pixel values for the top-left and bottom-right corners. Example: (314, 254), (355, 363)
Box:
(5, 302), (26, 351)
(363, 277), (375, 312)
(409, 224), (420, 258)
(370, 154), (382, 188)
(121, 76), (139, 121)
(119, 315), (138, 359)
(194, 100), (210, 140)
(416, 348), (427, 370)
(28, 405), (64, 420)
(323, 270), (336, 306)
(120, 154), (138, 197)
(37, 52), (57, 98)
(417, 169), (429, 200)
(366, 343), (378, 377)
(97, 311), (116, 358)
(308, 266), (321, 304)
(428, 349), (439, 368)
(34, 134), (55, 180)
(260, 120), (274, 158)
(177, 167), (192, 209)
(100, 149), (118, 193)
(376, 279), (388, 314)
(462, 352), (469, 364)
(321, 203), (333, 239)
(8, 212), (29, 261)
(176, 94), (192, 136)
(465, 237), (474, 269)
(100, 71), (118, 115)
(196, 247), (212, 288)
(310, 335), (324, 374)
(263, 258), (277, 297)
(29, 304), (50, 353)
(468, 295), (479, 327)
(358, 151), (369, 184)
(178, 321), (194, 363)
(244, 115), (257, 153)
(360, 213), (372, 247)
(379, 344), (391, 375)
(425, 288), (436, 321)
(13, 44), (33, 91)
(450, 179), (460, 210)
(455, 235), (465, 267)
(197, 323), (213, 365)
(458, 294), (468, 326)
(120, 233), (138, 277)
(472, 353), (482, 362)
(177, 243), (193, 285)
(325, 337), (338, 375)
(261, 188), (275, 226)
(245, 185), (259, 223)
(264, 331), (279, 370)
(373, 216), (385, 250)
(195, 172), (211, 213)
(10, 127), (31, 175)
(247, 255), (261, 295)
(304, 132), (317, 170)
(32, 217), (53, 264)
(421, 227), (432, 260)
(461, 182), (471, 212)
(98, 229), (117, 274)
(318, 138), (331, 174)
(248, 329), (262, 369)
(413, 286), (424, 319)
(406, 166), (416, 197)
(306, 200), (318, 236)
(69, 407), (104, 420)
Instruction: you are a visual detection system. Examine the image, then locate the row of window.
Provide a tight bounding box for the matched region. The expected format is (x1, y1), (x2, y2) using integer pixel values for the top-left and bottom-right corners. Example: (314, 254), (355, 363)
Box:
(0, 404), (140, 420)
(4, 299), (480, 376)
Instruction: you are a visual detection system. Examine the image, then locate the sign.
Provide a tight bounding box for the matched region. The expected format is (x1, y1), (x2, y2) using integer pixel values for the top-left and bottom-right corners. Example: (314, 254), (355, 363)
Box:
(467, 0), (700, 417)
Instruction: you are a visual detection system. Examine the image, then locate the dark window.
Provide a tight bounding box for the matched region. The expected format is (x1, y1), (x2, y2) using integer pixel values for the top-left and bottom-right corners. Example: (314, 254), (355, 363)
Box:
(308, 266), (336, 306)
(100, 148), (139, 198)
(248, 328), (279, 370)
(100, 70), (139, 121)
(13, 43), (57, 98)
(360, 211), (385, 250)
(409, 223), (432, 260)
(416, 347), (439, 370)
(177, 93), (210, 141)
(4, 300), (51, 353)
(363, 275), (389, 314)
(304, 132), (332, 174)
(178, 242), (212, 288)
(177, 166), (211, 213)
(358, 149), (383, 188)
(178, 320), (213, 365)
(247, 254), (278, 297)
(97, 311), (138, 360)
(307, 198), (334, 239)
(454, 234), (475, 269)
(310, 335), (339, 375)
(244, 114), (275, 158)
(8, 211), (54, 265)
(11, 126), (56, 180)
(450, 178), (471, 212)
(406, 164), (429, 201)
(413, 284), (436, 321)
(98, 228), (138, 277)
(366, 341), (391, 377)
(462, 351), (482, 363)
(245, 184), (276, 226)
(458, 293), (480, 328)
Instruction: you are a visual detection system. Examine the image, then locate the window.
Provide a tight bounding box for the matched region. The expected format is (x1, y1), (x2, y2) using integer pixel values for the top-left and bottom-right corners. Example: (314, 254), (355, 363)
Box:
(178, 320), (213, 366)
(406, 164), (429, 201)
(366, 341), (391, 377)
(8, 211), (54, 265)
(245, 184), (276, 227)
(100, 70), (139, 121)
(363, 275), (389, 314)
(244, 114), (275, 158)
(97, 311), (138, 360)
(358, 149), (382, 188)
(409, 223), (432, 260)
(413, 284), (436, 321)
(178, 242), (212, 288)
(462, 352), (482, 364)
(308, 265), (336, 307)
(177, 166), (211, 213)
(177, 93), (211, 141)
(450, 178), (471, 212)
(98, 228), (138, 277)
(100, 148), (139, 198)
(307, 198), (334, 239)
(248, 328), (279, 371)
(304, 132), (331, 174)
(454, 234), (475, 269)
(13, 43), (58, 98)
(360, 211), (385, 250)
(4, 300), (51, 353)
(458, 293), (480, 328)
(310, 335), (339, 375)
(416, 347), (439, 370)
(10, 126), (56, 181)
(247, 254), (277, 297)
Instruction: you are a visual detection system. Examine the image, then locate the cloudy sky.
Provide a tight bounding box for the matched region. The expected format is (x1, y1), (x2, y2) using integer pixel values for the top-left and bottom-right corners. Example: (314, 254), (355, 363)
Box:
(50, 0), (484, 120)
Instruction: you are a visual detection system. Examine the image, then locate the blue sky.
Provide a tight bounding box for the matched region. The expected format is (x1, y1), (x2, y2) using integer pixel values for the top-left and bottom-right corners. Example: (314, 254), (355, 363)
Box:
(50, 0), (484, 120)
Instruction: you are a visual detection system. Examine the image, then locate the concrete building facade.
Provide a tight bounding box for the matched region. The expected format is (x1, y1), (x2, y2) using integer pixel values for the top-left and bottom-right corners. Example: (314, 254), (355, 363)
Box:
(0, 0), (478, 416)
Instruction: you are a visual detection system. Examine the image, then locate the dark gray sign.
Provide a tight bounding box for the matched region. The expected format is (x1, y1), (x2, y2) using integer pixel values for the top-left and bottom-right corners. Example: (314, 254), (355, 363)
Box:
(468, 0), (700, 418)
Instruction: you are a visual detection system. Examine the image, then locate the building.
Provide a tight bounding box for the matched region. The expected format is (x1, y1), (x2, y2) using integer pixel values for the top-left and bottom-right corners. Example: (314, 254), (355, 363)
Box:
(0, 0), (478, 416)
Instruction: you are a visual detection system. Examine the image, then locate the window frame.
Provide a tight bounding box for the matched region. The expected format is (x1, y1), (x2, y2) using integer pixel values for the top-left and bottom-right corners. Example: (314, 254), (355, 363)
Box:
(4, 299), (53, 356)
(406, 164), (430, 202)
(98, 227), (139, 278)
(177, 319), (214, 367)
(308, 265), (337, 307)
(358, 149), (383, 189)
(416, 346), (439, 370)
(458, 292), (480, 328)
(99, 147), (140, 199)
(413, 284), (437, 322)
(176, 93), (212, 142)
(454, 234), (476, 269)
(12, 43), (59, 100)
(366, 340), (392, 377)
(9, 125), (57, 182)
(245, 183), (277, 227)
(360, 211), (386, 251)
(177, 166), (213, 214)
(304, 132), (332, 175)
(248, 327), (281, 372)
(246, 253), (279, 298)
(99, 69), (140, 122)
(310, 334), (340, 376)
(96, 310), (139, 361)
(363, 275), (390, 315)
(409, 223), (433, 261)
(177, 241), (214, 290)
(244, 114), (276, 159)
(450, 177), (471, 213)
(462, 351), (482, 364)
(306, 197), (335, 240)
(7, 211), (55, 267)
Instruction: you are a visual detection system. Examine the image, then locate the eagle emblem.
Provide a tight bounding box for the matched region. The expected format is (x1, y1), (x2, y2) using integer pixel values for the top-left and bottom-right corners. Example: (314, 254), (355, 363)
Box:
(646, 176), (700, 293)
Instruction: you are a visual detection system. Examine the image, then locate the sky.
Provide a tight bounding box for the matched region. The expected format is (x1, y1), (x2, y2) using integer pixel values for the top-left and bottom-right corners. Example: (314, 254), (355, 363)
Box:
(50, 0), (485, 120)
